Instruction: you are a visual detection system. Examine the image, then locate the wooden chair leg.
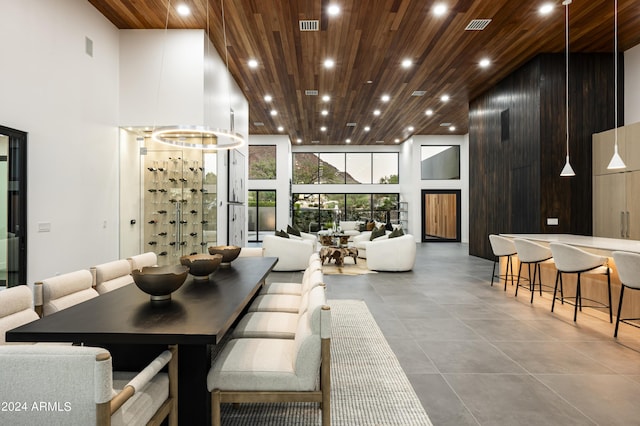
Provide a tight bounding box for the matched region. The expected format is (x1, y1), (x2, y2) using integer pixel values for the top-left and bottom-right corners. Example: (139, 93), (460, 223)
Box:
(168, 345), (178, 426)
(212, 390), (221, 426)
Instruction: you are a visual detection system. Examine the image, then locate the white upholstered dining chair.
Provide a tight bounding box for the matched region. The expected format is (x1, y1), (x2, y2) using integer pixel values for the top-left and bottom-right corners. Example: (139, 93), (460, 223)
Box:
(127, 252), (158, 271)
(208, 306), (331, 426)
(34, 270), (99, 317)
(91, 259), (134, 294)
(0, 344), (177, 426)
(0, 285), (39, 344)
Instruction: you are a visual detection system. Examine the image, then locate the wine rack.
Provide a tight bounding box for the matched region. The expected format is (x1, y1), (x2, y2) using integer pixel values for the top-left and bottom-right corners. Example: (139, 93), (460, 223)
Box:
(142, 142), (218, 266)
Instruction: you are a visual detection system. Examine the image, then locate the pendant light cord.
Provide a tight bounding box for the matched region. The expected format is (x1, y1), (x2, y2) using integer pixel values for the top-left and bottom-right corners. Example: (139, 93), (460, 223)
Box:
(614, 0), (618, 148)
(153, 0), (172, 133)
(221, 0), (233, 129)
(565, 0), (570, 158)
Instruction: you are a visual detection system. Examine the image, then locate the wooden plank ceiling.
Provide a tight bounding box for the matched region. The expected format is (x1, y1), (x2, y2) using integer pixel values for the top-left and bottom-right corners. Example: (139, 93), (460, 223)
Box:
(89, 0), (640, 145)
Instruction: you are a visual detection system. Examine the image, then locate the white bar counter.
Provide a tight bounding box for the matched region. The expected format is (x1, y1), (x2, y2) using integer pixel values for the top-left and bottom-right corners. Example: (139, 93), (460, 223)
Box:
(501, 234), (640, 256)
(498, 234), (640, 326)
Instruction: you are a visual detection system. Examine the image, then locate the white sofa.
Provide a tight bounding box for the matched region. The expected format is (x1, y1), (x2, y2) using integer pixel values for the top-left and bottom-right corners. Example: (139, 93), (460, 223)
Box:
(338, 221), (362, 240)
(365, 234), (416, 272)
(262, 234), (315, 271)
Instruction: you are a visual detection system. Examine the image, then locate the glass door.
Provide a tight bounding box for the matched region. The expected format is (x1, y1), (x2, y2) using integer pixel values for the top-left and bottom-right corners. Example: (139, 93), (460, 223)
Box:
(0, 126), (26, 288)
(247, 190), (276, 242)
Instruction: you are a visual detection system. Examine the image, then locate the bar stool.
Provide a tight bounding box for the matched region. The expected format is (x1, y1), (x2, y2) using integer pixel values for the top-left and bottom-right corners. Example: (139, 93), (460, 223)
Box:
(513, 238), (554, 304)
(550, 243), (612, 323)
(489, 234), (517, 290)
(612, 251), (640, 337)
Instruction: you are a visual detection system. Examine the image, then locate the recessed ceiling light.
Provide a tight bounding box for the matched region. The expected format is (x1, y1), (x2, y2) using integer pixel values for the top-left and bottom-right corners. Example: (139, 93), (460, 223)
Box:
(324, 58), (335, 68)
(479, 58), (491, 68)
(373, 109), (381, 116)
(449, 126), (456, 131)
(401, 59), (412, 68)
(366, 80), (373, 84)
(381, 94), (390, 102)
(176, 4), (190, 16)
(539, 3), (554, 15)
(270, 110), (278, 116)
(327, 4), (340, 16)
(277, 126), (284, 132)
(433, 3), (447, 16)
(296, 138), (302, 143)
(440, 94), (450, 102)
(248, 59), (259, 68)
(320, 126), (327, 132)
(322, 95), (331, 102)
(364, 126), (371, 132)
(394, 138), (400, 143)
(407, 126), (414, 132)
(345, 138), (351, 144)
(321, 110), (328, 116)
(264, 95), (272, 102)
(425, 109), (434, 116)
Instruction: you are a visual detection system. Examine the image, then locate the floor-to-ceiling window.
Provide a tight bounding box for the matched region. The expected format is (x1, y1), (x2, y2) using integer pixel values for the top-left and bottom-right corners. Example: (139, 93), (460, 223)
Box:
(292, 193), (399, 232)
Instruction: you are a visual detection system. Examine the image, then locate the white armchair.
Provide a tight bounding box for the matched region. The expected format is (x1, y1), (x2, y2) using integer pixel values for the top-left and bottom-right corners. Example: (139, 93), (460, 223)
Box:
(262, 235), (314, 271)
(0, 345), (177, 426)
(0, 286), (39, 344)
(365, 234), (416, 272)
(352, 230), (390, 259)
(299, 231), (318, 251)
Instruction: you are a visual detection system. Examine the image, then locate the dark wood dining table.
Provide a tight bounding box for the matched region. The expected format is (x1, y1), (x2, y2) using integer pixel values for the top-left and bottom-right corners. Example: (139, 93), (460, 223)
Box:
(7, 256), (278, 425)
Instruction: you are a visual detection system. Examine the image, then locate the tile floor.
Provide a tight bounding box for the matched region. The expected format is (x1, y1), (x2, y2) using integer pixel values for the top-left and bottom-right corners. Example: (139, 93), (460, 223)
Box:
(266, 242), (640, 426)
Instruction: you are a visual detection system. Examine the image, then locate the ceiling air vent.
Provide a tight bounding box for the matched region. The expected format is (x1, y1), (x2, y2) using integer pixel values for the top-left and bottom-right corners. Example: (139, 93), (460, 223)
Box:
(411, 90), (427, 96)
(440, 122), (452, 127)
(346, 122), (357, 127)
(299, 20), (319, 31)
(305, 90), (319, 96)
(311, 140), (320, 144)
(465, 19), (492, 31)
(375, 140), (385, 144)
(253, 122), (264, 126)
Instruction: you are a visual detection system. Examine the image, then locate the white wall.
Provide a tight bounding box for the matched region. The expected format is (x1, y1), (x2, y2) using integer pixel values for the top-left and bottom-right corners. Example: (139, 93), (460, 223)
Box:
(0, 0), (120, 284)
(247, 135), (292, 232)
(625, 43), (640, 125)
(119, 30), (206, 126)
(403, 135), (469, 243)
(118, 30), (249, 249)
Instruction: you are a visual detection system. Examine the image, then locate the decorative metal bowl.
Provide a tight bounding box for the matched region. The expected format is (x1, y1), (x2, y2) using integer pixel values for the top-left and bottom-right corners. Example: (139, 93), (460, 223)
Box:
(207, 245), (241, 267)
(180, 253), (223, 279)
(132, 265), (189, 301)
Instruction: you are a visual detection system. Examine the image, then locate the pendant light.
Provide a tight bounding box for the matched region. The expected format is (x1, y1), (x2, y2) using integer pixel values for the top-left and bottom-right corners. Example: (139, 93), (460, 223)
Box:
(560, 0), (575, 177)
(607, 0), (626, 170)
(151, 0), (244, 150)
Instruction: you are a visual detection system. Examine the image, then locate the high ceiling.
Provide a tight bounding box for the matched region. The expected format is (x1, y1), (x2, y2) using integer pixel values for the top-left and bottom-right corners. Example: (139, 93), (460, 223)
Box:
(89, 0), (640, 145)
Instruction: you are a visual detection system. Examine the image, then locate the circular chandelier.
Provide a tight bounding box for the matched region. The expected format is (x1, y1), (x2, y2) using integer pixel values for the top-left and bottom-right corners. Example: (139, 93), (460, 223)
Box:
(151, 125), (244, 150)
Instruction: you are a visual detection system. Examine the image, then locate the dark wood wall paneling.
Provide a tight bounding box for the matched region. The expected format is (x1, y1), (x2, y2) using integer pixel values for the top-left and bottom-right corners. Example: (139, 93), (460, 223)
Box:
(469, 53), (621, 260)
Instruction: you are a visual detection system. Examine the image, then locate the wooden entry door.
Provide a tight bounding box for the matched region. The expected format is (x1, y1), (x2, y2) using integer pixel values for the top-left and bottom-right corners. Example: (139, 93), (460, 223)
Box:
(422, 190), (461, 242)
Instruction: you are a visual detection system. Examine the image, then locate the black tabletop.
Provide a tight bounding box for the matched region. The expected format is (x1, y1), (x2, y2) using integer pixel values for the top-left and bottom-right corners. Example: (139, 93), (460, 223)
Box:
(7, 257), (278, 345)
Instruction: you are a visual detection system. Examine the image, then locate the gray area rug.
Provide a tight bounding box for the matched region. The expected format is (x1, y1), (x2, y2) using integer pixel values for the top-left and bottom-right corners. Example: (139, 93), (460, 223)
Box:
(218, 299), (433, 425)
